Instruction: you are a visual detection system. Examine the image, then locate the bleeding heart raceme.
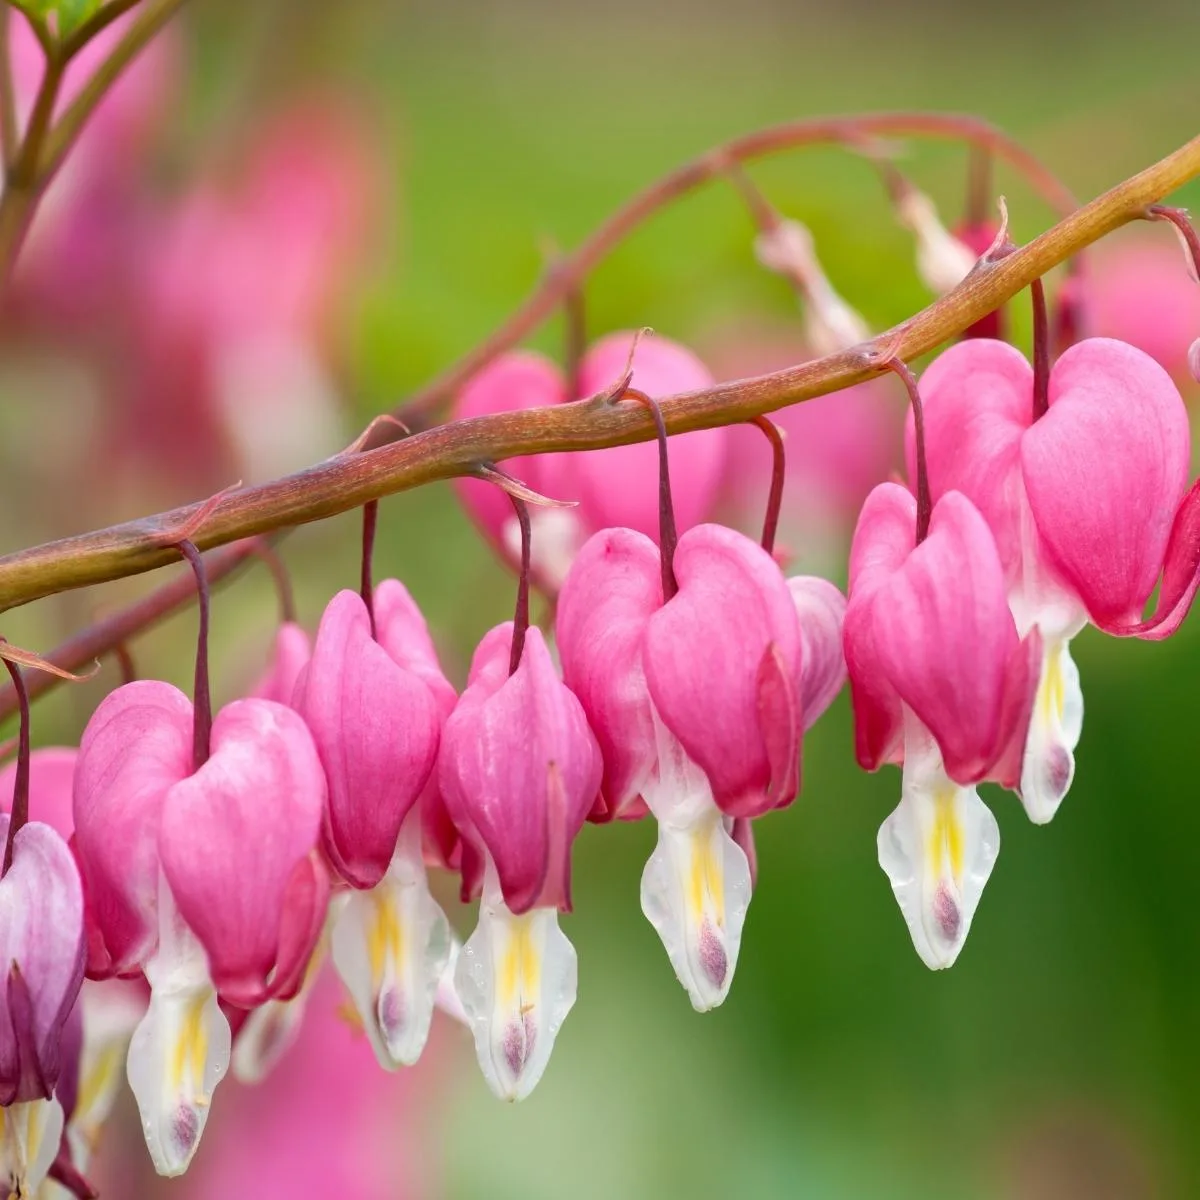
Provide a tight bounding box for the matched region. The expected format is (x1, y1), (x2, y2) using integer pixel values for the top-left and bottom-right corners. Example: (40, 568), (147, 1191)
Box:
(293, 580), (455, 1074)
(845, 483), (1040, 969)
(557, 521), (845, 1010)
(452, 331), (726, 593)
(73, 681), (329, 1177)
(909, 337), (1200, 825)
(438, 622), (602, 1101)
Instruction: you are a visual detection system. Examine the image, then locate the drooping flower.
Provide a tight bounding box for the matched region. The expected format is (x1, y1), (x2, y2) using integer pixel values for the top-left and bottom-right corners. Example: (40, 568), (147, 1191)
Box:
(845, 484), (1040, 968)
(73, 684), (328, 1176)
(452, 332), (726, 592)
(909, 337), (1200, 824)
(293, 581), (454, 1072)
(0, 749), (144, 1187)
(557, 523), (844, 1009)
(0, 812), (85, 1197)
(438, 623), (602, 1100)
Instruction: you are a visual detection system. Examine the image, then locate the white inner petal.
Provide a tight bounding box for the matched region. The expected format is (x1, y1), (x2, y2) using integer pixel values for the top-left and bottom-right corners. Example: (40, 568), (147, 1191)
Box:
(232, 930), (327, 1087)
(330, 814), (451, 1071)
(1019, 635), (1084, 824)
(453, 861), (577, 1102)
(0, 1097), (63, 1197)
(639, 703), (752, 1011)
(126, 876), (231, 1178)
(69, 979), (147, 1169)
(877, 711), (1000, 970)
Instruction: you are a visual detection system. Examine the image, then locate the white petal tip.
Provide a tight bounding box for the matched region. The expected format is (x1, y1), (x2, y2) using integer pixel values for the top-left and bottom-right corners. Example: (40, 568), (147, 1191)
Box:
(331, 846), (452, 1074)
(454, 879), (577, 1102)
(640, 815), (751, 1012)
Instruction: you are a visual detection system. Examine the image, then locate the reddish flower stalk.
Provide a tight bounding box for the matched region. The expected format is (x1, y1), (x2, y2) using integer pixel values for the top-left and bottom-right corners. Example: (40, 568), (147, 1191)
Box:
(626, 388), (679, 599)
(1031, 275), (1051, 420)
(508, 495), (532, 675)
(177, 540), (212, 770)
(114, 642), (137, 685)
(0, 653), (29, 876)
(1147, 204), (1200, 279)
(361, 499), (379, 639)
(749, 416), (785, 556)
(881, 358), (932, 544)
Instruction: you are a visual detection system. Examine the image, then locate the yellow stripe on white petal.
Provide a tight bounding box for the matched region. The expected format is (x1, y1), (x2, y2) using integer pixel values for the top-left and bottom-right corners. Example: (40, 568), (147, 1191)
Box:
(640, 812), (751, 1011)
(639, 703), (751, 1010)
(454, 862), (577, 1102)
(126, 877), (230, 1178)
(331, 815), (450, 1071)
(878, 712), (1000, 970)
(0, 1097), (63, 1197)
(1019, 636), (1084, 824)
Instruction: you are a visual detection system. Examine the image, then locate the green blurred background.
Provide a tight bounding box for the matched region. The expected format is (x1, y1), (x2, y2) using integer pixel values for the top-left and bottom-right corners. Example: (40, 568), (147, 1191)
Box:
(5, 0), (1200, 1196)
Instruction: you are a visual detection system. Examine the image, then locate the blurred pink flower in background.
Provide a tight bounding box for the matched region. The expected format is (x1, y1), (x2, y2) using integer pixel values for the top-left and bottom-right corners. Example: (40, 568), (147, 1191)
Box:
(123, 100), (383, 484)
(702, 323), (901, 564)
(1087, 234), (1200, 388)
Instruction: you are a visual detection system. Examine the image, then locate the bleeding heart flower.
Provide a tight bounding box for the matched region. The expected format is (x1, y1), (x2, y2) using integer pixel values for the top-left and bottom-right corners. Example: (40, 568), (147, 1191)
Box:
(73, 682), (328, 1176)
(845, 483), (1040, 969)
(294, 581), (454, 1073)
(557, 523), (844, 1009)
(438, 624), (601, 1100)
(452, 333), (726, 593)
(0, 813), (85, 1196)
(909, 337), (1200, 825)
(0, 749), (144, 1188)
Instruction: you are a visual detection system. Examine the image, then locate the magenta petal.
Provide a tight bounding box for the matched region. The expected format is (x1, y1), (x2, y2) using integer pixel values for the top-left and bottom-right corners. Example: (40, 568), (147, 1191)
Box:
(730, 818), (758, 891)
(159, 699), (325, 1007)
(572, 332), (727, 537)
(374, 578), (463, 868)
(1101, 478), (1200, 640)
(1023, 338), (1190, 626)
(908, 338), (1032, 576)
(295, 590), (441, 889)
(439, 626), (601, 914)
(557, 527), (663, 822)
(787, 576), (847, 730)
(991, 628), (1043, 790)
(0, 747), (77, 841)
(871, 492), (1022, 784)
(73, 681), (193, 975)
(265, 851), (330, 1004)
(845, 483), (916, 770)
(0, 821), (85, 1104)
(644, 524), (801, 818)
